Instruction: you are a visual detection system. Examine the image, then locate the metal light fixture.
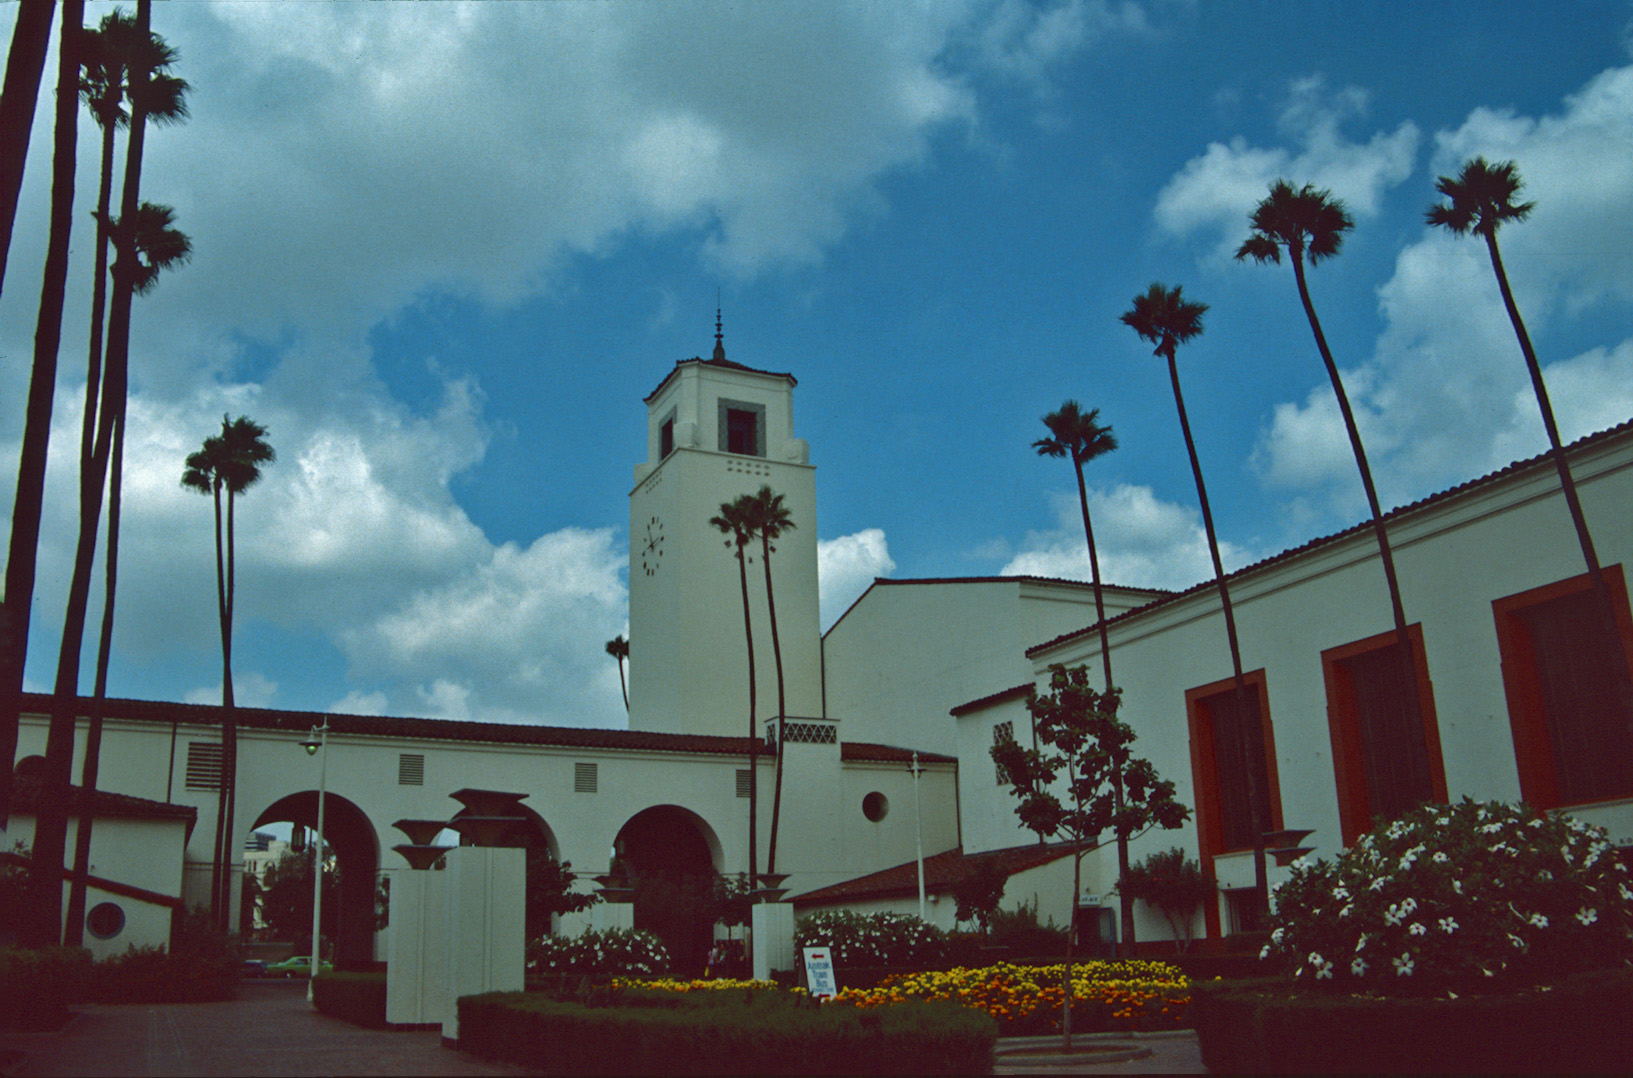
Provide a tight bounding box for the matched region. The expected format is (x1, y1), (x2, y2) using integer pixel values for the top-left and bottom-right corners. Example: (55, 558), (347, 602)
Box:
(303, 721), (330, 1004)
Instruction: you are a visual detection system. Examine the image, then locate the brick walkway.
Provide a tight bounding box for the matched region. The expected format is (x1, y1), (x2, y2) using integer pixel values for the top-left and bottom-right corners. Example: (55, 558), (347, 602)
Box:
(0, 981), (532, 1078)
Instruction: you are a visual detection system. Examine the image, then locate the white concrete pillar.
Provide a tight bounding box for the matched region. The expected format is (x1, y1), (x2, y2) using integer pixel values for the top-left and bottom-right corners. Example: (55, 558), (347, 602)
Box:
(751, 903), (795, 981)
(441, 847), (525, 1045)
(589, 902), (635, 933)
(386, 868), (449, 1027)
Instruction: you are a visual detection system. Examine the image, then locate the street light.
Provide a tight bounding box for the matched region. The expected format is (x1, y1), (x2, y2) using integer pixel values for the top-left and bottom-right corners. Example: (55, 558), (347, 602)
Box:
(908, 752), (926, 921)
(300, 721), (329, 1004)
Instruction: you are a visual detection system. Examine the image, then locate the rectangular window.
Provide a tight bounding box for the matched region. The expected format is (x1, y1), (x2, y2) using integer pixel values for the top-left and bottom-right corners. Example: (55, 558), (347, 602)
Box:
(574, 762), (598, 794)
(1186, 675), (1279, 854)
(1494, 566), (1633, 809)
(717, 399), (765, 457)
(398, 754), (425, 786)
(185, 742), (223, 790)
(660, 416), (675, 459)
(993, 721), (1015, 784)
(736, 769), (752, 798)
(1321, 626), (1446, 845)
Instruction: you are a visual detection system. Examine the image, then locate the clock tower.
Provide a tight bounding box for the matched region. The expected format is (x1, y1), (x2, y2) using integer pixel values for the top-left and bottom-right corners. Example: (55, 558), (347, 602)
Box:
(627, 334), (823, 737)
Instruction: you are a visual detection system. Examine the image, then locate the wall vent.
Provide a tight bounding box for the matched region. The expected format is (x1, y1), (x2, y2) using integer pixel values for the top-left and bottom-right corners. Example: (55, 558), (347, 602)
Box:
(398, 754), (425, 786)
(575, 762), (598, 793)
(992, 721), (1015, 784)
(185, 742), (223, 790)
(782, 722), (837, 745)
(736, 769), (752, 798)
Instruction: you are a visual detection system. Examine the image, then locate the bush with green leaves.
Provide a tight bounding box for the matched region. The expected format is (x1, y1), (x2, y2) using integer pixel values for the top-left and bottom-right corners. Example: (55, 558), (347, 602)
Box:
(794, 910), (946, 967)
(1118, 847), (1214, 953)
(1264, 799), (1633, 994)
(986, 897), (1068, 956)
(527, 927), (671, 978)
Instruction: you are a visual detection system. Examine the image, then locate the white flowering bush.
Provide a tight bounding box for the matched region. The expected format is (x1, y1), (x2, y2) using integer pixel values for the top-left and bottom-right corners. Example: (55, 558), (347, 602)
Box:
(794, 910), (947, 967)
(526, 927), (671, 977)
(1264, 799), (1633, 994)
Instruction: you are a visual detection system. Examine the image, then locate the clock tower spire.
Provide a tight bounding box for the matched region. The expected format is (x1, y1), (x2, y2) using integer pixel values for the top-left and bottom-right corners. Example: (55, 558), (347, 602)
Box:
(626, 337), (821, 738)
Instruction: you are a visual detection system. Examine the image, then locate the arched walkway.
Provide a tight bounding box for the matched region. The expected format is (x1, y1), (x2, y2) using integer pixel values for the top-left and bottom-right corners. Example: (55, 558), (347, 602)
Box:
(612, 806), (721, 977)
(252, 792), (379, 968)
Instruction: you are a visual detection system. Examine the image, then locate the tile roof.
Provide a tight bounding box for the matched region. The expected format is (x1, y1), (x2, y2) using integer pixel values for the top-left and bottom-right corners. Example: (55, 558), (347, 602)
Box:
(793, 842), (1077, 905)
(20, 693), (763, 758)
(10, 775), (198, 823)
(1028, 417), (1633, 658)
(950, 684), (1033, 717)
(840, 742), (955, 764)
(643, 354), (798, 403)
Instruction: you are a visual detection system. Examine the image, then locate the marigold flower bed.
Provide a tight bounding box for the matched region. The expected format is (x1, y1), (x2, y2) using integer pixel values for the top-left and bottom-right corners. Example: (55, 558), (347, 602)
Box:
(833, 960), (1191, 1036)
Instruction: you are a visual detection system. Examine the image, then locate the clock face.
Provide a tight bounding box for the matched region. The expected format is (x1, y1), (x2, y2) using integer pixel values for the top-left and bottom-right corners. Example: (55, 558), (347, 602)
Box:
(640, 516), (665, 576)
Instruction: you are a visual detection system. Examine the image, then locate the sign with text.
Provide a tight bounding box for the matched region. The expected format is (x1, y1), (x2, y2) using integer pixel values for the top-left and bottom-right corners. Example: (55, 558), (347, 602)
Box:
(802, 947), (837, 999)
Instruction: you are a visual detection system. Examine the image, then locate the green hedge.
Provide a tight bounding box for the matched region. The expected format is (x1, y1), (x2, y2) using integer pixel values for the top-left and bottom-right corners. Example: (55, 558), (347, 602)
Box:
(312, 971), (388, 1029)
(1193, 967), (1633, 1073)
(0, 947), (93, 1030)
(458, 990), (996, 1075)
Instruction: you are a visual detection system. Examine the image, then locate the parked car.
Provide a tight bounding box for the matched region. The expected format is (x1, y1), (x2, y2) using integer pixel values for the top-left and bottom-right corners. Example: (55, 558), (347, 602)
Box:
(265, 955), (333, 978)
(240, 958), (269, 978)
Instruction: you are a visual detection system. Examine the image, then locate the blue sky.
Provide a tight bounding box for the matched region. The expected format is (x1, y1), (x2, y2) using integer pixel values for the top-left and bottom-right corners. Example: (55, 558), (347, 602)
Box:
(3, 1), (1632, 728)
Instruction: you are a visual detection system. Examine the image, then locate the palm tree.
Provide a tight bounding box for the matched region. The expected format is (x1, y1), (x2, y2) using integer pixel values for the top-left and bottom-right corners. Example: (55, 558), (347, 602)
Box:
(1033, 402), (1135, 949)
(65, 204), (191, 943)
(2, 0), (82, 835)
(709, 497), (760, 893)
(183, 415), (276, 926)
(0, 0), (57, 299)
(744, 486), (795, 874)
(1237, 180), (1434, 823)
(1121, 282), (1268, 919)
(605, 635), (629, 713)
(1427, 158), (1633, 700)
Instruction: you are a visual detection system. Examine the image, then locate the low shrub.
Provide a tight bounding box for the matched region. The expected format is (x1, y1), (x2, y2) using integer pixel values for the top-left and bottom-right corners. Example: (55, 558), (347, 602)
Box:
(794, 910), (946, 967)
(985, 898), (1068, 957)
(1263, 799), (1633, 995)
(0, 946), (92, 1030)
(90, 910), (239, 1003)
(457, 989), (995, 1075)
(1193, 966), (1633, 1073)
(312, 970), (388, 1028)
(527, 927), (670, 978)
(829, 959), (1190, 1036)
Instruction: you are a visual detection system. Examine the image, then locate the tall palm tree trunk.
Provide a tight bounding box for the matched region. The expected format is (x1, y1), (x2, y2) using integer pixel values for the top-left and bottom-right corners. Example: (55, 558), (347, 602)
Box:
(1165, 351), (1268, 917)
(1290, 253), (1430, 799)
(65, 406), (124, 944)
(1481, 231), (1633, 728)
(1, 0), (77, 835)
(0, 0), (56, 299)
(1070, 460), (1134, 952)
(733, 548), (759, 890)
(207, 480), (227, 919)
(216, 489), (241, 930)
(762, 538), (788, 873)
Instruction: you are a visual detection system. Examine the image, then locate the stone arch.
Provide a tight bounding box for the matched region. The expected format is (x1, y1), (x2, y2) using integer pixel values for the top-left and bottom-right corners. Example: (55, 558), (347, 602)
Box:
(252, 791), (379, 968)
(612, 805), (723, 976)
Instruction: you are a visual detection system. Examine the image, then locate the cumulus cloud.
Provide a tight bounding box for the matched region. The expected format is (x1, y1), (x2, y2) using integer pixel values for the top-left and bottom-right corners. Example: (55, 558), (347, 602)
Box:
(1000, 484), (1260, 590)
(1249, 65), (1633, 508)
(818, 529), (896, 630)
(1154, 76), (1419, 260)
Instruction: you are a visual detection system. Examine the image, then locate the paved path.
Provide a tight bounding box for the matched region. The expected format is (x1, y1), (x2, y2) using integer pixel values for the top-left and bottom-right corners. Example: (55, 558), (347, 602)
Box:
(0, 982), (531, 1078)
(2, 981), (1208, 1076)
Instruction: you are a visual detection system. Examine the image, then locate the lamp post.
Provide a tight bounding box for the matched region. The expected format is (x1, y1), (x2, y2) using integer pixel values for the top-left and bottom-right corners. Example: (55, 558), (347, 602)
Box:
(909, 752), (926, 921)
(300, 721), (329, 1004)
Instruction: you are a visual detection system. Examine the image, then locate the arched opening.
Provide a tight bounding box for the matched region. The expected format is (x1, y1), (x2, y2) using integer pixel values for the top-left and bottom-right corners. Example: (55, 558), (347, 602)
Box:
(251, 792), (379, 968)
(612, 806), (721, 977)
(448, 802), (577, 940)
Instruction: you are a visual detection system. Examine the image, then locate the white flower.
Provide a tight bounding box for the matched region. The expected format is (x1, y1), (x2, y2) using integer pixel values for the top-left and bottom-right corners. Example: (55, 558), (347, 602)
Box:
(1271, 927), (1286, 945)
(1315, 958), (1334, 980)
(1529, 913), (1549, 929)
(1308, 952), (1326, 968)
(1619, 884), (1633, 901)
(1332, 887), (1349, 901)
(1435, 817), (1449, 826)
(1508, 933), (1528, 950)
(1432, 852), (1449, 863)
(1393, 954), (1415, 977)
(1259, 944), (1272, 960)
(1576, 907), (1598, 926)
(1339, 903), (1354, 919)
(1439, 917), (1458, 933)
(1355, 933), (1370, 951)
(1351, 957), (1367, 976)
(1453, 879), (1463, 894)
(1409, 922), (1427, 936)
(1370, 877), (1388, 892)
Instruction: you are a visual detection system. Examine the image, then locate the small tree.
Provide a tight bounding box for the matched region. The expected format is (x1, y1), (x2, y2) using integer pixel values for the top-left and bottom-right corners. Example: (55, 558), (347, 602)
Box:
(1118, 848), (1214, 954)
(952, 860), (1009, 936)
(991, 663), (1189, 1048)
(526, 848), (599, 939)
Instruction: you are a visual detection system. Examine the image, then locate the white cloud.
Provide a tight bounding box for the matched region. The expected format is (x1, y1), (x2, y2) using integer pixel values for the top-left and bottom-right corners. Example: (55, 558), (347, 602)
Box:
(1251, 65), (1633, 508)
(185, 671), (277, 710)
(1001, 484), (1260, 590)
(818, 529), (896, 630)
(1154, 76), (1419, 260)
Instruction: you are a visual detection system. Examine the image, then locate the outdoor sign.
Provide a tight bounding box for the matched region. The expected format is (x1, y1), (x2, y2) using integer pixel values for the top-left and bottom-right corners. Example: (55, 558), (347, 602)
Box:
(802, 947), (837, 999)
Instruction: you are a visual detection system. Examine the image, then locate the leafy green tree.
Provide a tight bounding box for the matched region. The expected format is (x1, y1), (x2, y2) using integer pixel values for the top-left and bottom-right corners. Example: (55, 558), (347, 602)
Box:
(1117, 847), (1214, 954)
(1429, 158), (1633, 729)
(951, 860), (1009, 936)
(991, 663), (1188, 1048)
(525, 848), (599, 940)
(1237, 181), (1433, 824)
(710, 496), (761, 888)
(604, 635), (629, 713)
(258, 850), (338, 947)
(182, 415), (276, 926)
(743, 485), (795, 874)
(1121, 282), (1270, 921)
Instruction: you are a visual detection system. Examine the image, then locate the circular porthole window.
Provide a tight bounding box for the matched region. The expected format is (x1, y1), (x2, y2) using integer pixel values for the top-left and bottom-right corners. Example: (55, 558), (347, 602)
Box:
(86, 901), (125, 940)
(862, 792), (889, 822)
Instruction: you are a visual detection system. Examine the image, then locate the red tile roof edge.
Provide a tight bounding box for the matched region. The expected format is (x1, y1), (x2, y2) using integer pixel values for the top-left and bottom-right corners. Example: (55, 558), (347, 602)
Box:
(792, 841), (1077, 905)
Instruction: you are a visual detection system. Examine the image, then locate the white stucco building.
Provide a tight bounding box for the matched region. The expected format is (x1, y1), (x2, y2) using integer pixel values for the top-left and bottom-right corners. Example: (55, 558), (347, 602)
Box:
(10, 338), (1633, 963)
